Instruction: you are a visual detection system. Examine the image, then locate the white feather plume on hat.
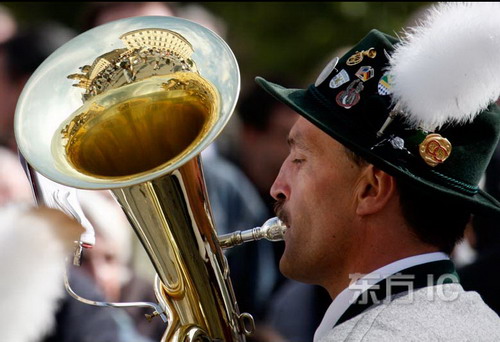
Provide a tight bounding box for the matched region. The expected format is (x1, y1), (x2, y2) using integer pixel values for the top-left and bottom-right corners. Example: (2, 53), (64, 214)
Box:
(388, 2), (500, 130)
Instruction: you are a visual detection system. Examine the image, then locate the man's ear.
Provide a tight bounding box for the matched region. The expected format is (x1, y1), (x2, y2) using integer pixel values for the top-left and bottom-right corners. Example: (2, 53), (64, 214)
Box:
(355, 165), (396, 216)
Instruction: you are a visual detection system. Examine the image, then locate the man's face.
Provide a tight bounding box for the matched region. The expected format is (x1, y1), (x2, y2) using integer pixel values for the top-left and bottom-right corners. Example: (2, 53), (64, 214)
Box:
(270, 117), (366, 286)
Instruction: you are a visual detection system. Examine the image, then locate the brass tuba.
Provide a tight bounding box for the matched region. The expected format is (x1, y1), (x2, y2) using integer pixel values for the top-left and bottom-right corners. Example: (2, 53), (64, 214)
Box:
(14, 16), (279, 341)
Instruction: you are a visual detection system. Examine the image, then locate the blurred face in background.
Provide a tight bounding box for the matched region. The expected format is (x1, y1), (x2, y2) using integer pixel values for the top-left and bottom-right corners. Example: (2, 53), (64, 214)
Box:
(81, 232), (128, 302)
(241, 103), (298, 200)
(78, 191), (132, 302)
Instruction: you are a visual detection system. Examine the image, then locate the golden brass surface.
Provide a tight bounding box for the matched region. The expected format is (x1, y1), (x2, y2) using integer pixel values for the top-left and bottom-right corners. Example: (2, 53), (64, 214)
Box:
(113, 157), (242, 341)
(418, 133), (452, 167)
(346, 47), (377, 66)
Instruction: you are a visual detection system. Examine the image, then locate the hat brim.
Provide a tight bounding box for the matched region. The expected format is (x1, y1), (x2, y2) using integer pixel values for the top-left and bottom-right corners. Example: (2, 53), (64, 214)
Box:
(255, 76), (500, 217)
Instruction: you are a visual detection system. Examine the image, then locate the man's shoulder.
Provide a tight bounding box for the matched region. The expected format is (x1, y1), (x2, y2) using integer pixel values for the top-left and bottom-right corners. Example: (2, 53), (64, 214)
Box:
(319, 284), (500, 342)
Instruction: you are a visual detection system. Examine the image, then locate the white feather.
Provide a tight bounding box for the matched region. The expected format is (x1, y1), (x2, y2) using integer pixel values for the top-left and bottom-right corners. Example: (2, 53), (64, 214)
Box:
(0, 205), (74, 342)
(388, 2), (500, 130)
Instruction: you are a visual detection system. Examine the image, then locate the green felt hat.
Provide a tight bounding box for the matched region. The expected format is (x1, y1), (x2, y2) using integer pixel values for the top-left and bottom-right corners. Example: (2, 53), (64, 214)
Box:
(256, 24), (500, 217)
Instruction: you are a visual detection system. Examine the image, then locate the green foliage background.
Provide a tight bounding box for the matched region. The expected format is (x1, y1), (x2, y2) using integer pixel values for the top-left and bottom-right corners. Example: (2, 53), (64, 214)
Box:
(3, 2), (430, 90)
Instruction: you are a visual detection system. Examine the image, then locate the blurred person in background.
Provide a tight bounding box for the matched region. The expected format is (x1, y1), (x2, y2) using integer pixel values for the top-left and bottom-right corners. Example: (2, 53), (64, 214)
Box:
(0, 22), (76, 152)
(0, 4), (17, 153)
(79, 2), (176, 31)
(0, 4), (16, 44)
(77, 190), (160, 342)
(233, 80), (300, 213)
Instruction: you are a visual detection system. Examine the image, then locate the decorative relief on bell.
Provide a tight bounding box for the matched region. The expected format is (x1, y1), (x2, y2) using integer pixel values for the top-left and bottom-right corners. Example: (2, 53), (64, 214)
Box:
(67, 28), (197, 102)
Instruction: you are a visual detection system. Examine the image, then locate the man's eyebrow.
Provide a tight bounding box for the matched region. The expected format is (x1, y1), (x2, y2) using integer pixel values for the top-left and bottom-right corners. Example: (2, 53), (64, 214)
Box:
(287, 135), (311, 152)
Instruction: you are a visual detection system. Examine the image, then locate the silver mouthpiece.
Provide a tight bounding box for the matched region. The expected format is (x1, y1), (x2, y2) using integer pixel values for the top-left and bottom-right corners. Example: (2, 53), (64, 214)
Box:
(218, 217), (287, 249)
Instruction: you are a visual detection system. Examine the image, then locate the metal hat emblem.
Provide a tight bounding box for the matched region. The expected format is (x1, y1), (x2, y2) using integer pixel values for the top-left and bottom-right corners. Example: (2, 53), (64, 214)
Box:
(418, 133), (452, 167)
(346, 48), (377, 66)
(329, 69), (350, 88)
(315, 57), (339, 87)
(378, 72), (392, 95)
(355, 66), (374, 82)
(336, 79), (363, 109)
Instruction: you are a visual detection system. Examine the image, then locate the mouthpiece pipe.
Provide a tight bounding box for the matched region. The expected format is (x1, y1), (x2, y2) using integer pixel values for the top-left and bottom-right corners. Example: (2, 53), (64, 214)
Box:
(64, 267), (168, 323)
(218, 217), (287, 249)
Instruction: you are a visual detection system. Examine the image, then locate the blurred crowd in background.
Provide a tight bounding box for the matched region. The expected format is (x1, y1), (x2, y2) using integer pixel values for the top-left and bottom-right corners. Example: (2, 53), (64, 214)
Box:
(0, 2), (498, 342)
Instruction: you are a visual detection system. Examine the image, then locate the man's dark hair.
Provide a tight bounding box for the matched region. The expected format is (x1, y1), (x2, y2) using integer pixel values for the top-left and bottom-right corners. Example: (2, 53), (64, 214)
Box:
(397, 180), (469, 254)
(344, 147), (469, 254)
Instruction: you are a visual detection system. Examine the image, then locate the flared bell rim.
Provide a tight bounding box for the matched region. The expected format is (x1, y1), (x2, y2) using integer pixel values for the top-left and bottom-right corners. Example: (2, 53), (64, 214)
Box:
(15, 16), (240, 189)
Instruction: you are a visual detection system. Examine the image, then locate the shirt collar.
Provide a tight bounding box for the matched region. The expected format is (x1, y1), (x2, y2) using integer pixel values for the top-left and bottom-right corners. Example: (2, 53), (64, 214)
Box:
(313, 252), (449, 342)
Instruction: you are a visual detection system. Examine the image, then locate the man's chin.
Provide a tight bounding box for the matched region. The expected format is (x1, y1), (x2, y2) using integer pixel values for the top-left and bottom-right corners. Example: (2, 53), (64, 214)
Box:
(278, 254), (298, 280)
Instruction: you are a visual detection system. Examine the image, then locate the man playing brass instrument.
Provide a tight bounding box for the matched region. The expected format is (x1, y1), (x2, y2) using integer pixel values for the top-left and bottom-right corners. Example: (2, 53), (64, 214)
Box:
(256, 2), (500, 340)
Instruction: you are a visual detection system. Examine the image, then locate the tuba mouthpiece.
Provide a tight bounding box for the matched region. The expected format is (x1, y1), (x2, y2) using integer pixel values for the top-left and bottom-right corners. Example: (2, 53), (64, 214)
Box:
(218, 217), (287, 249)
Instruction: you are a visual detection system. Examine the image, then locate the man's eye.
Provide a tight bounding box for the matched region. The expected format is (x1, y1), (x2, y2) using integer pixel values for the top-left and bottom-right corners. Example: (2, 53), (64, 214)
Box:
(292, 158), (305, 164)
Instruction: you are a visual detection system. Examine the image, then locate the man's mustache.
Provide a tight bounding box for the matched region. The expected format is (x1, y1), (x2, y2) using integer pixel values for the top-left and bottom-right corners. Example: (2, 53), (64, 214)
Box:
(274, 199), (289, 227)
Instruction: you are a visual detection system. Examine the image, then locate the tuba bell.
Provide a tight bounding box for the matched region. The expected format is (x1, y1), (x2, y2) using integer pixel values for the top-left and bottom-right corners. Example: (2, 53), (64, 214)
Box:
(14, 16), (275, 341)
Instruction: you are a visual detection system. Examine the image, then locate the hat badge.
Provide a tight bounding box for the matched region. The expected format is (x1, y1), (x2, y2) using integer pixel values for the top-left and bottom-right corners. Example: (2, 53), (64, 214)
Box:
(355, 66), (375, 82)
(418, 133), (452, 167)
(346, 47), (377, 66)
(336, 79), (364, 109)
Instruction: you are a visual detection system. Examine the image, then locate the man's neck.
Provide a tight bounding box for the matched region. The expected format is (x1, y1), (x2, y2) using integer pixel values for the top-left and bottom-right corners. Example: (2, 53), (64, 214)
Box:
(325, 235), (441, 300)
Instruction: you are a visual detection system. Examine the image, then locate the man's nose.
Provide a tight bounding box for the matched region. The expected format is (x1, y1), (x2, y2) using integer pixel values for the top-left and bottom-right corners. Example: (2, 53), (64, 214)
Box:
(270, 161), (289, 201)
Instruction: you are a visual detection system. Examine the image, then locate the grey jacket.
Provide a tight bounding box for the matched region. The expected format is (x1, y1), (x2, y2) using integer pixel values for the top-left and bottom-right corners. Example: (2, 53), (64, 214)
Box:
(318, 283), (500, 342)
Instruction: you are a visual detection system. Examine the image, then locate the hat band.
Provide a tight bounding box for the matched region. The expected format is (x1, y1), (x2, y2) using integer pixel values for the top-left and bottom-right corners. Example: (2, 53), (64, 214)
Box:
(429, 170), (479, 195)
